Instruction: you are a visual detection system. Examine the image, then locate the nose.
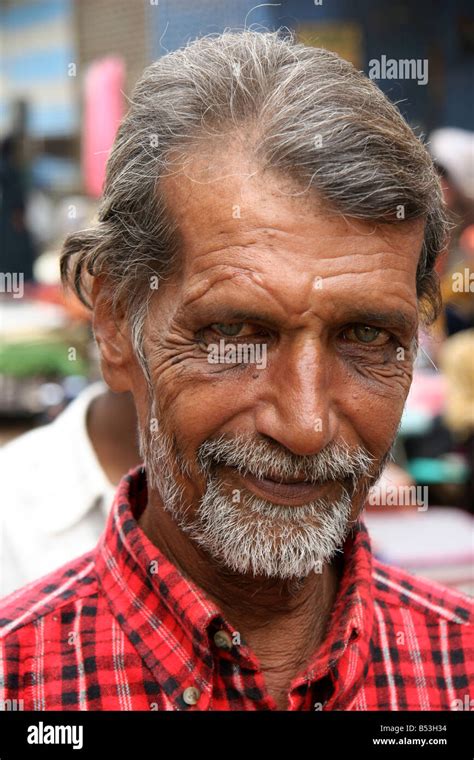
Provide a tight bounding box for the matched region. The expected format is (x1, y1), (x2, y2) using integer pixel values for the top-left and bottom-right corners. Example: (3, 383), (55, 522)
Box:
(254, 337), (337, 456)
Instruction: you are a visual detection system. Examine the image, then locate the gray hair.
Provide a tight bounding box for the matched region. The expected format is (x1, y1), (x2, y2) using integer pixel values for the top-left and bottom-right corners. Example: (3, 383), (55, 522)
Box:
(60, 28), (449, 366)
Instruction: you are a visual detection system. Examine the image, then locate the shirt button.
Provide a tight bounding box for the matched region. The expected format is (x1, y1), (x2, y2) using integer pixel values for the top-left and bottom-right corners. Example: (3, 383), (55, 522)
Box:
(213, 630), (233, 651)
(183, 686), (201, 706)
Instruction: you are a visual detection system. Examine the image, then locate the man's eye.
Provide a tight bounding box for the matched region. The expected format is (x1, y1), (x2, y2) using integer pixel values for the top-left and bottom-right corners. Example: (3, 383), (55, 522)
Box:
(197, 322), (268, 346)
(210, 322), (247, 337)
(342, 325), (389, 345)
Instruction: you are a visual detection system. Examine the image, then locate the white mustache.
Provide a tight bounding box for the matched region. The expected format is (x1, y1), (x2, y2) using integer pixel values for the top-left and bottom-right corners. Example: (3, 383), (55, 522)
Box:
(197, 434), (376, 485)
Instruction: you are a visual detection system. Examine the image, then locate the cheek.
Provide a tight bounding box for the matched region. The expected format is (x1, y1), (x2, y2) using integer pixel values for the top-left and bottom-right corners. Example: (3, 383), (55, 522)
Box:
(151, 369), (246, 459)
(147, 378), (248, 502)
(338, 377), (408, 457)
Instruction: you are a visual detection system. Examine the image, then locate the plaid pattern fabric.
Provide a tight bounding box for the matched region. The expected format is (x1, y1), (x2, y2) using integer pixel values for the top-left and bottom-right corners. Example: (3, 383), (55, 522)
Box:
(0, 466), (472, 711)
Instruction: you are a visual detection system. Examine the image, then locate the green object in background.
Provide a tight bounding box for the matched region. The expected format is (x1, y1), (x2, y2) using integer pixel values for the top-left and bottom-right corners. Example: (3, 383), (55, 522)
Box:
(0, 339), (87, 377)
(408, 457), (469, 484)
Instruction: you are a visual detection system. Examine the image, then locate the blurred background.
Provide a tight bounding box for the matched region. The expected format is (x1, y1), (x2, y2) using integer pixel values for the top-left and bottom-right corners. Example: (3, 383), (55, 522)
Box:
(0, 0), (473, 596)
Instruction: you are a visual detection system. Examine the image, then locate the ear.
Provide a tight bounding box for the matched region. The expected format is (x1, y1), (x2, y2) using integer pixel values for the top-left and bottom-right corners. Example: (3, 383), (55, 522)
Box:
(91, 277), (135, 392)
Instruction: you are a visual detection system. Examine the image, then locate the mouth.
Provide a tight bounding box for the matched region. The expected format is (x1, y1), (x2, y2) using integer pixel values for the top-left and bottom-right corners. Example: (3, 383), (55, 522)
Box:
(221, 465), (345, 506)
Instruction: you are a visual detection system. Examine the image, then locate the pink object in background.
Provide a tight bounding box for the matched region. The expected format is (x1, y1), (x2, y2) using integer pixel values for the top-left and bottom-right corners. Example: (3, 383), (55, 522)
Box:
(405, 369), (447, 416)
(83, 56), (125, 198)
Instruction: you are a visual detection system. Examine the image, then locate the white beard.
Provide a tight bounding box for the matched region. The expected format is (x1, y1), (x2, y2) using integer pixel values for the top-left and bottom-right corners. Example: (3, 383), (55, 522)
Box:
(173, 475), (354, 579)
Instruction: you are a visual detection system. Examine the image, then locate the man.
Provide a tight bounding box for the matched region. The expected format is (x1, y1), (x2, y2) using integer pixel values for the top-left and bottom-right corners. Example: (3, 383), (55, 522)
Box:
(0, 30), (472, 711)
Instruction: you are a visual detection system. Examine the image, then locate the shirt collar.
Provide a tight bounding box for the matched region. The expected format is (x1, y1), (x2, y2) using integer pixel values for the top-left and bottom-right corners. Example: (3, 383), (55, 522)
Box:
(95, 466), (375, 710)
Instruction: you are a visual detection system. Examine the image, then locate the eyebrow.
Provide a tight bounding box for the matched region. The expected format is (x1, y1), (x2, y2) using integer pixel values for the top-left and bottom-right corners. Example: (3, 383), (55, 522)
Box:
(202, 308), (279, 324)
(340, 309), (417, 333)
(192, 305), (416, 333)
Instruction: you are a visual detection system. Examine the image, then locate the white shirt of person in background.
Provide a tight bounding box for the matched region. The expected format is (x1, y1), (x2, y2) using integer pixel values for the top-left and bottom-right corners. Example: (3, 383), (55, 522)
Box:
(0, 382), (117, 596)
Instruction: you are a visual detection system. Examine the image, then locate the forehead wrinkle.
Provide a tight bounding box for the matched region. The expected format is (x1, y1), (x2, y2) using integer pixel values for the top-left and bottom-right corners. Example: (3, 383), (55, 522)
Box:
(177, 253), (419, 328)
(181, 221), (422, 282)
(181, 223), (316, 268)
(182, 246), (417, 296)
(177, 263), (324, 328)
(180, 263), (269, 309)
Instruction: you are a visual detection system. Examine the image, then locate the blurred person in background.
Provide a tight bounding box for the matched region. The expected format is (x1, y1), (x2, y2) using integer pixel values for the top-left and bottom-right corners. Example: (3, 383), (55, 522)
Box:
(430, 128), (474, 338)
(439, 329), (474, 510)
(0, 134), (37, 285)
(0, 383), (139, 595)
(430, 128), (474, 229)
(440, 223), (474, 336)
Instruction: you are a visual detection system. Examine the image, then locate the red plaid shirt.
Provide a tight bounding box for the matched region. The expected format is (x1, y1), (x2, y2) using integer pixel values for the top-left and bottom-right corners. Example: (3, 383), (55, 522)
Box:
(1, 466), (472, 711)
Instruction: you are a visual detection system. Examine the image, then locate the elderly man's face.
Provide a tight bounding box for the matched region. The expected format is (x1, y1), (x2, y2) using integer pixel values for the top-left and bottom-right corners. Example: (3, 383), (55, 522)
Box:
(98, 152), (425, 579)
